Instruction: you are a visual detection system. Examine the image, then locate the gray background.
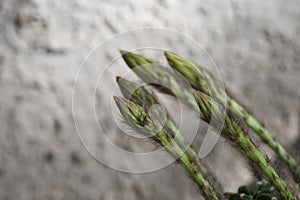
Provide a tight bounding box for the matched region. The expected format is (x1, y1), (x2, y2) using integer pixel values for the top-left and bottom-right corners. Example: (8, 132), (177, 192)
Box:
(0, 0), (299, 199)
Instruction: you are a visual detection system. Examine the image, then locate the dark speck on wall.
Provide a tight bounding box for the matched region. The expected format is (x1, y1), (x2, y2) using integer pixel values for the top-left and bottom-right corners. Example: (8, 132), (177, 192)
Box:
(70, 151), (83, 166)
(43, 151), (54, 163)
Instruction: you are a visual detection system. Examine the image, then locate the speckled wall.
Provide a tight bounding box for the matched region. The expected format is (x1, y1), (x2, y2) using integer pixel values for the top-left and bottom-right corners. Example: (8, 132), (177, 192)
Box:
(0, 0), (299, 199)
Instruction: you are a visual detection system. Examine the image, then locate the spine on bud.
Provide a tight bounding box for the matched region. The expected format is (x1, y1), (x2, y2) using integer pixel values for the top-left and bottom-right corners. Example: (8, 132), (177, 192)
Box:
(193, 91), (296, 200)
(113, 96), (219, 200)
(164, 51), (300, 180)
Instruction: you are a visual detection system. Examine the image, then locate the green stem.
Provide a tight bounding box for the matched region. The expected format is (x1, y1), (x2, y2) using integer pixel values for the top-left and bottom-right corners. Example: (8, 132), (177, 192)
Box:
(120, 50), (200, 112)
(116, 76), (223, 195)
(160, 131), (219, 200)
(165, 51), (300, 180)
(113, 96), (219, 200)
(194, 91), (296, 200)
(228, 99), (300, 180)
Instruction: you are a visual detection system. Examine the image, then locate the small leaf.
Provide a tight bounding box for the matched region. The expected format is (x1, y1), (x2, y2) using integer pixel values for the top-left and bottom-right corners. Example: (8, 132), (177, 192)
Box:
(225, 182), (282, 200)
(238, 185), (252, 195)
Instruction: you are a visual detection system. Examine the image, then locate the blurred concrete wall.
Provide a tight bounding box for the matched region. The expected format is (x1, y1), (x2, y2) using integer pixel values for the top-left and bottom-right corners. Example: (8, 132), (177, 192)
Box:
(0, 0), (299, 199)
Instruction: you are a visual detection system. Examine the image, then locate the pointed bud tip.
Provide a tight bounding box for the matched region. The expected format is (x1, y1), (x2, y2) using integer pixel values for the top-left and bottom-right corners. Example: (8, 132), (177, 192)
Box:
(164, 51), (178, 58)
(120, 50), (135, 63)
(120, 50), (135, 57)
(119, 49), (129, 54)
(116, 76), (122, 82)
(113, 95), (120, 103)
(193, 90), (203, 100)
(192, 90), (198, 96)
(116, 76), (132, 86)
(164, 51), (183, 67)
(113, 96), (129, 111)
(113, 95), (127, 104)
(164, 51), (175, 57)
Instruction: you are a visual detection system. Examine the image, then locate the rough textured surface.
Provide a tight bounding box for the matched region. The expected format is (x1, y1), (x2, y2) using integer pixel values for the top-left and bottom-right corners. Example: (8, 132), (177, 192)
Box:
(0, 0), (299, 199)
